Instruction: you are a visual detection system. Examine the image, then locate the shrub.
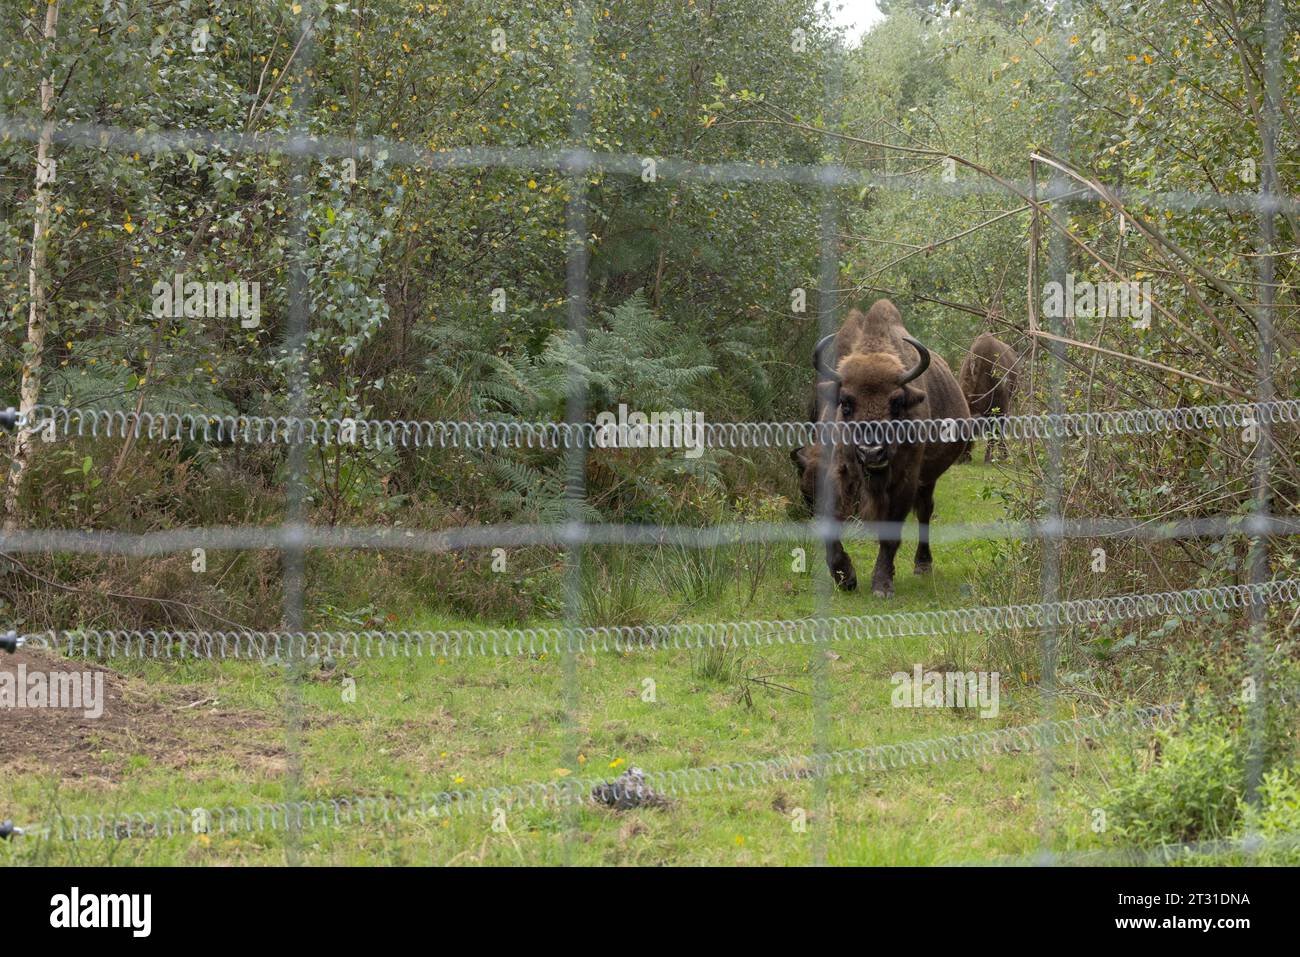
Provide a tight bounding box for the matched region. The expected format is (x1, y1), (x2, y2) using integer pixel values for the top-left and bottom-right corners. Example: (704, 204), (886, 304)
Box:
(1103, 692), (1298, 852)
(1235, 766), (1300, 865)
(1105, 712), (1245, 846)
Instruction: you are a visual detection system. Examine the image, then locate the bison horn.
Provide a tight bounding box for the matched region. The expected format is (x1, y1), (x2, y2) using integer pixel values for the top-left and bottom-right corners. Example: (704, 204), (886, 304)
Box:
(814, 334), (841, 384)
(898, 336), (930, 385)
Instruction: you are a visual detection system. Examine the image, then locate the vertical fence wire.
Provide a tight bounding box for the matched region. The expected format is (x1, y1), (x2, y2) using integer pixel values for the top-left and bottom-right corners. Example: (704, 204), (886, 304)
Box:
(809, 31), (844, 867)
(1244, 0), (1283, 825)
(561, 3), (595, 862)
(1034, 1), (1077, 866)
(281, 14), (319, 867)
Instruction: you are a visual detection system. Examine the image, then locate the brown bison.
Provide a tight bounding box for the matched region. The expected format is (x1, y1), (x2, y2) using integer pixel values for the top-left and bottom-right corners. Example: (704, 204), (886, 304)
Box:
(958, 333), (1018, 463)
(791, 300), (969, 597)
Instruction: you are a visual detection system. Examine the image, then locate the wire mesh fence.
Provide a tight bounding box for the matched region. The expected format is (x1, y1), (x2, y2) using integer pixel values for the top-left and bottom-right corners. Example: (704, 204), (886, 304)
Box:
(0, 1), (1295, 864)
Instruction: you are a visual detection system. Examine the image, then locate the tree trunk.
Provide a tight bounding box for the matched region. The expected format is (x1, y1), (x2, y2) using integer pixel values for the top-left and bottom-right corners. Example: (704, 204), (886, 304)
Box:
(4, 1), (60, 530)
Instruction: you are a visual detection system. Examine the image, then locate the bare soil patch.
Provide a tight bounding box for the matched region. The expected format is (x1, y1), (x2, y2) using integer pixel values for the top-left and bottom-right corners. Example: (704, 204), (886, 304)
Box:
(1, 647), (282, 782)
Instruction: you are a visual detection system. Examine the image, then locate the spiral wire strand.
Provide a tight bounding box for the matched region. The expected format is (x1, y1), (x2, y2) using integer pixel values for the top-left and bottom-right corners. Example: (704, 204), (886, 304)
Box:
(19, 398), (1299, 451)
(37, 703), (1176, 841)
(19, 578), (1297, 661)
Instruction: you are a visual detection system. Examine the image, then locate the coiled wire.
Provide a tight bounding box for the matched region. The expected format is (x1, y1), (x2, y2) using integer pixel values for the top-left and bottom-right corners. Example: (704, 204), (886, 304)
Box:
(39, 703), (1174, 841)
(24, 578), (1299, 660)
(19, 398), (1300, 450)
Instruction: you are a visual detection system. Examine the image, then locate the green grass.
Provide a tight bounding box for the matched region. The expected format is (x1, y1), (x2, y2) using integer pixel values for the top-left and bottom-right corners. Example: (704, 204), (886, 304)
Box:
(0, 457), (1153, 865)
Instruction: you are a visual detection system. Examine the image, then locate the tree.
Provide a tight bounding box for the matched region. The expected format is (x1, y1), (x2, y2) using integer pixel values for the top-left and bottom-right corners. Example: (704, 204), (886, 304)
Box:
(4, 0), (60, 529)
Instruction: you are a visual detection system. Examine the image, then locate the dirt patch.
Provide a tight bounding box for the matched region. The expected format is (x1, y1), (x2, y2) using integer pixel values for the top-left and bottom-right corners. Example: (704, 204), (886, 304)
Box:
(0, 647), (283, 782)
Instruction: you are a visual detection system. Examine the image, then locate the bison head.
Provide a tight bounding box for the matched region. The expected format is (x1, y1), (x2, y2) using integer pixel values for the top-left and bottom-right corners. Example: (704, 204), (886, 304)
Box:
(819, 334), (930, 476)
(792, 333), (931, 510)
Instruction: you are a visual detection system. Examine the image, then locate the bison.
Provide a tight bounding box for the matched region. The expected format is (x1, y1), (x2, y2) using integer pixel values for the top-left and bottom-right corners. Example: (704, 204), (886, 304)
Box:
(957, 333), (1018, 463)
(791, 300), (969, 597)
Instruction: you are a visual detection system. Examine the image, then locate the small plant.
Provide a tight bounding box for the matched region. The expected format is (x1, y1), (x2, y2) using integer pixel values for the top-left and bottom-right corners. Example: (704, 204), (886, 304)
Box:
(578, 547), (655, 629)
(653, 542), (732, 609)
(60, 452), (103, 514)
(1235, 766), (1300, 865)
(732, 492), (787, 607)
(691, 640), (745, 684)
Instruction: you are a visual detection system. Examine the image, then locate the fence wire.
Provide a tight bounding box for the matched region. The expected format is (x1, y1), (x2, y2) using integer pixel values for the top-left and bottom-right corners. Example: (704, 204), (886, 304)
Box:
(10, 397), (1299, 450)
(12, 578), (1299, 661)
(1, 113), (1296, 215)
(27, 703), (1175, 843)
(1, 513), (1296, 557)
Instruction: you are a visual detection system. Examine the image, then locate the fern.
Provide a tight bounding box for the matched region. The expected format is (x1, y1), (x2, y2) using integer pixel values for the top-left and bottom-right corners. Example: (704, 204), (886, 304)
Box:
(415, 292), (721, 523)
(43, 333), (238, 418)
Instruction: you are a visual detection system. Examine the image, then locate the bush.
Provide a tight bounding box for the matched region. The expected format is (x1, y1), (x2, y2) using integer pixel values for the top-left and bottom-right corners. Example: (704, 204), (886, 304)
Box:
(1235, 766), (1300, 865)
(1105, 712), (1245, 846)
(1103, 693), (1298, 852)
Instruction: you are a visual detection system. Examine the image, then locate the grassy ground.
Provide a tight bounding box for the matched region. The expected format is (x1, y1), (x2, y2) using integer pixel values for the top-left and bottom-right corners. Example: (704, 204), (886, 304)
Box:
(2, 454), (1152, 865)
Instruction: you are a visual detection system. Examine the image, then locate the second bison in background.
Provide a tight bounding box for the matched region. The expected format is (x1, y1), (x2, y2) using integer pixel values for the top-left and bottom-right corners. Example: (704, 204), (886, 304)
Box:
(958, 333), (1019, 463)
(791, 300), (969, 597)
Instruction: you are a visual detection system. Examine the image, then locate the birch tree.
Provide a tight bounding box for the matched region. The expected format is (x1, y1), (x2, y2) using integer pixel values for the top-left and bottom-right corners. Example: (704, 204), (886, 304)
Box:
(4, 0), (60, 529)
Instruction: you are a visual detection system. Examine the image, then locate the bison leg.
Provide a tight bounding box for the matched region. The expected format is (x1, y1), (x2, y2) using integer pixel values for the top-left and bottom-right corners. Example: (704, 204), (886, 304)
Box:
(826, 539), (857, 591)
(870, 496), (913, 598)
(913, 482), (935, 574)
